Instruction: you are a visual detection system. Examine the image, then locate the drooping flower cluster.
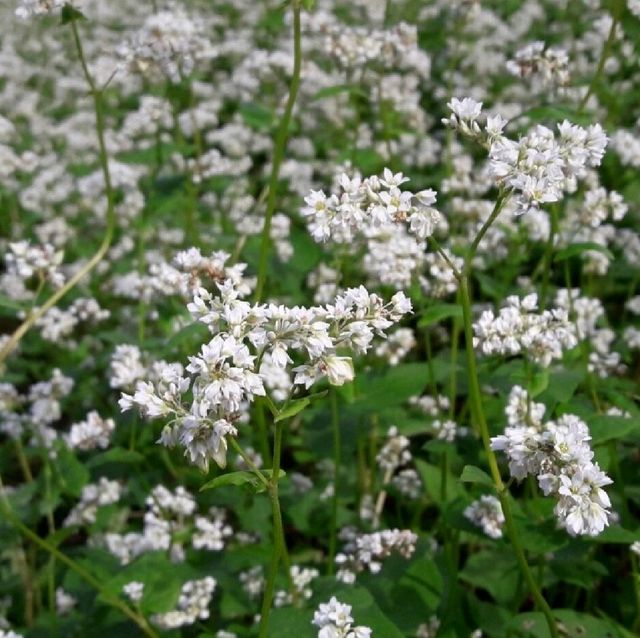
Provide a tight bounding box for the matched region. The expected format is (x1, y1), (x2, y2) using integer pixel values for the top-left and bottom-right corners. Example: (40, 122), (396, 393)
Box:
(464, 495), (505, 539)
(151, 577), (217, 630)
(444, 98), (608, 214)
(335, 527), (418, 584)
(121, 278), (411, 470)
(491, 386), (612, 536)
(312, 597), (372, 638)
(473, 293), (577, 366)
(302, 168), (441, 243)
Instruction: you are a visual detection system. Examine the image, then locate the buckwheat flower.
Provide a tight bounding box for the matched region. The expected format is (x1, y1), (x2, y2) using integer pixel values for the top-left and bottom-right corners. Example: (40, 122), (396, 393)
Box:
(312, 597), (372, 638)
(443, 98), (483, 136)
(391, 468), (422, 499)
(55, 588), (76, 615)
(416, 616), (440, 638)
(5, 241), (64, 288)
(322, 356), (355, 386)
(0, 631), (23, 638)
(375, 327), (416, 366)
(192, 508), (233, 551)
(122, 582), (144, 604)
(335, 528), (417, 582)
(506, 41), (570, 87)
(631, 541), (640, 557)
(65, 411), (115, 451)
(473, 293), (577, 366)
(491, 387), (612, 536)
(240, 566), (265, 600)
(63, 478), (123, 527)
(151, 577), (217, 629)
(275, 566), (319, 607)
(109, 345), (147, 390)
(432, 419), (462, 442)
(377, 426), (412, 474)
(302, 169), (441, 243)
(464, 495), (505, 538)
(16, 0), (82, 19)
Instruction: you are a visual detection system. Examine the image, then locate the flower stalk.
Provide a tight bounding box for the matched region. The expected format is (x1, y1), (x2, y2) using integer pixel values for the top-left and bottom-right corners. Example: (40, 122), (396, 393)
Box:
(0, 17), (116, 367)
(254, 0), (303, 302)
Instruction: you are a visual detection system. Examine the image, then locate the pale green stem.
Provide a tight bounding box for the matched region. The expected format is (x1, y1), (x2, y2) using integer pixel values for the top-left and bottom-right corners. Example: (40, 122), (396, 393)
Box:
(254, 0), (303, 302)
(327, 389), (341, 575)
(258, 419), (289, 638)
(455, 192), (560, 638)
(578, 0), (622, 113)
(0, 475), (159, 638)
(0, 18), (116, 367)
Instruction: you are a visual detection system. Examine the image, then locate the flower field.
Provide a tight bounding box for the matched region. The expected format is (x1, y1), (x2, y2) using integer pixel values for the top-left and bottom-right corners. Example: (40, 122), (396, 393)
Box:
(1, 1), (640, 637)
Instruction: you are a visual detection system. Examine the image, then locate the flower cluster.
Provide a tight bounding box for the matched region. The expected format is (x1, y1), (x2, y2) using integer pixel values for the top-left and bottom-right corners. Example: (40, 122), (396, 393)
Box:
(121, 279), (411, 470)
(491, 386), (612, 536)
(118, 9), (216, 82)
(335, 527), (418, 583)
(506, 42), (570, 87)
(302, 168), (441, 243)
(64, 411), (115, 451)
(15, 0), (82, 19)
(63, 477), (123, 527)
(464, 495), (505, 539)
(151, 577), (217, 630)
(312, 597), (372, 638)
(473, 293), (577, 366)
(98, 485), (232, 564)
(4, 241), (64, 291)
(444, 98), (608, 214)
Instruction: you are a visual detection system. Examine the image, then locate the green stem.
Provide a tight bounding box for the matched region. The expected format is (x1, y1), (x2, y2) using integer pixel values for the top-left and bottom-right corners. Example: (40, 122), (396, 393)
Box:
(456, 192), (559, 638)
(254, 0), (303, 302)
(328, 389), (341, 575)
(578, 1), (621, 113)
(229, 438), (270, 490)
(258, 419), (289, 637)
(0, 19), (116, 368)
(540, 206), (559, 309)
(15, 439), (34, 483)
(464, 191), (508, 276)
(0, 476), (159, 638)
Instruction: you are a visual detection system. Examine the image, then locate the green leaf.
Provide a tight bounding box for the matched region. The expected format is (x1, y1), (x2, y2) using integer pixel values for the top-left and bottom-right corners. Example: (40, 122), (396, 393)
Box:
(86, 447), (145, 468)
(553, 242), (614, 262)
(239, 103), (274, 130)
(354, 363), (429, 411)
(460, 550), (520, 605)
(274, 391), (326, 422)
(56, 448), (90, 498)
(418, 303), (463, 327)
(588, 414), (640, 445)
(0, 293), (27, 311)
(459, 465), (494, 488)
(199, 469), (285, 493)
